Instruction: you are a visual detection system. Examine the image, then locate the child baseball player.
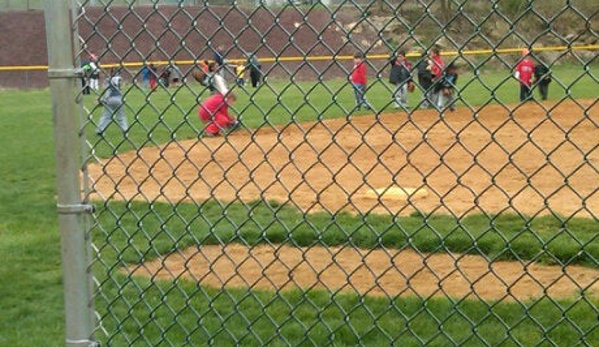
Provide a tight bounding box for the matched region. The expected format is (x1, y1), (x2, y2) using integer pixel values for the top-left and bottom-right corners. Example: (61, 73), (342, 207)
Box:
(198, 92), (239, 136)
(534, 59), (551, 101)
(235, 64), (245, 87)
(350, 52), (373, 111)
(515, 48), (535, 102)
(416, 51), (434, 108)
(193, 63), (229, 95)
(388, 50), (413, 110)
(435, 62), (459, 111)
(96, 69), (128, 135)
(429, 47), (445, 109)
(208, 62), (229, 95)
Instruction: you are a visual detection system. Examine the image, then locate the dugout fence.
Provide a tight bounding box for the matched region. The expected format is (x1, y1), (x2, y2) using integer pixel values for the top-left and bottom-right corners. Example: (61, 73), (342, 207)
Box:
(46, 1), (598, 347)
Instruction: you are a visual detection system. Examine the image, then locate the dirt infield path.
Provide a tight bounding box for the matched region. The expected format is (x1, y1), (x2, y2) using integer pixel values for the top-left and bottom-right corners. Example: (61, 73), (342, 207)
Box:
(90, 100), (598, 217)
(92, 100), (598, 300)
(128, 243), (599, 301)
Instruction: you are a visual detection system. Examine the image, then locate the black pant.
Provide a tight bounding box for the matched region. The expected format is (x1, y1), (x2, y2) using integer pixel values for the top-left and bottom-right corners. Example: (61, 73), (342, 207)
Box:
(250, 68), (261, 88)
(418, 77), (433, 106)
(520, 84), (533, 102)
(82, 77), (90, 95)
(537, 82), (549, 100)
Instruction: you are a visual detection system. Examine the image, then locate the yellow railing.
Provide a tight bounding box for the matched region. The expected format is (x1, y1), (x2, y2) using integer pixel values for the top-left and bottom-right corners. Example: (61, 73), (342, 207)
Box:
(1, 44), (597, 71)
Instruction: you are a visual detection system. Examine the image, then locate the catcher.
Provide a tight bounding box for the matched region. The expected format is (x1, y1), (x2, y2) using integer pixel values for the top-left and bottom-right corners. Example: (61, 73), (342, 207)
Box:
(193, 68), (239, 136)
(434, 62), (458, 112)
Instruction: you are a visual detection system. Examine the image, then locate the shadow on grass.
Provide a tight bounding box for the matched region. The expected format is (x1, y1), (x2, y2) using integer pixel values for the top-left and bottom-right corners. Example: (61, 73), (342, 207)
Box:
(94, 199), (598, 268)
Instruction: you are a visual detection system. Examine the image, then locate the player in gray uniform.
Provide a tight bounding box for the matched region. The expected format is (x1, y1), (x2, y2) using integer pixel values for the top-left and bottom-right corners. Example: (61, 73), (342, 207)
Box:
(96, 69), (128, 135)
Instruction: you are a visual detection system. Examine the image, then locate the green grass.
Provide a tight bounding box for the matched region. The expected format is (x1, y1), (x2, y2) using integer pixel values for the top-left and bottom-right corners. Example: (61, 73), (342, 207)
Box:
(96, 200), (599, 267)
(1, 64), (598, 346)
(0, 89), (66, 346)
(96, 280), (599, 347)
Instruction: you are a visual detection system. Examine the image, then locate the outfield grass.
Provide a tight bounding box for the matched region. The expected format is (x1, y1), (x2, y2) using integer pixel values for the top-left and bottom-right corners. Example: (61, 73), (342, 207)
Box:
(96, 279), (598, 347)
(96, 200), (598, 268)
(0, 64), (597, 346)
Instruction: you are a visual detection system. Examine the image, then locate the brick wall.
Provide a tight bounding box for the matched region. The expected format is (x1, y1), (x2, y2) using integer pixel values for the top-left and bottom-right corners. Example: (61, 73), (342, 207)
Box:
(0, 6), (381, 89)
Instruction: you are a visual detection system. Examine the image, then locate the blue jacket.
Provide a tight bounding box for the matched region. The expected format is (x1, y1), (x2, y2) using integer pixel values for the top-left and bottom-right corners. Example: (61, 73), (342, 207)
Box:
(389, 57), (412, 85)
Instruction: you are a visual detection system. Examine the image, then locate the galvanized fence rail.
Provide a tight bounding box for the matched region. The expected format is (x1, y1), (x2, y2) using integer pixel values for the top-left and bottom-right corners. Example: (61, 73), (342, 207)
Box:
(46, 1), (598, 347)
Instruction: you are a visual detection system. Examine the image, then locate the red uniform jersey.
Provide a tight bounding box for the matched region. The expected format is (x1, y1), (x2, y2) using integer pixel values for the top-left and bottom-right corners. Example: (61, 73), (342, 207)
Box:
(351, 61), (367, 85)
(516, 58), (535, 86)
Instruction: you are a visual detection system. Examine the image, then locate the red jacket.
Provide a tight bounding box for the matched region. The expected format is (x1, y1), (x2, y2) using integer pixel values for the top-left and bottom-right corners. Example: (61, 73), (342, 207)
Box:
(351, 61), (367, 85)
(431, 55), (445, 80)
(516, 58), (535, 86)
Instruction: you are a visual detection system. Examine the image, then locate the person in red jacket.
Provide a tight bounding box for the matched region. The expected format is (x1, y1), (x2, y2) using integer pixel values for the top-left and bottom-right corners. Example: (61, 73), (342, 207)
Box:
(430, 47), (445, 80)
(198, 92), (239, 136)
(429, 47), (445, 109)
(148, 63), (158, 90)
(515, 48), (536, 102)
(350, 52), (373, 111)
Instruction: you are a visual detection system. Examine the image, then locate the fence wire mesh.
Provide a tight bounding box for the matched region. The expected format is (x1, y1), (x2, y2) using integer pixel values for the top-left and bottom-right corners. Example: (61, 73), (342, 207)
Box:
(62, 0), (599, 346)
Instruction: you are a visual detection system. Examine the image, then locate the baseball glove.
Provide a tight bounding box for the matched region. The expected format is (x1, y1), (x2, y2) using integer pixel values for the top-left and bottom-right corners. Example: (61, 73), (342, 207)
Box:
(192, 68), (207, 83)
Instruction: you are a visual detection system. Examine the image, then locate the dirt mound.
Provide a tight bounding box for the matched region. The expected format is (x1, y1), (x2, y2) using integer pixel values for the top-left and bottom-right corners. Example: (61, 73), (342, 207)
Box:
(128, 243), (599, 301)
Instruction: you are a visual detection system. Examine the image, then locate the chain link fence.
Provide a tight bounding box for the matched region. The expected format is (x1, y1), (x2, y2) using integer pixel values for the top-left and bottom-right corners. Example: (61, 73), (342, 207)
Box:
(45, 0), (598, 346)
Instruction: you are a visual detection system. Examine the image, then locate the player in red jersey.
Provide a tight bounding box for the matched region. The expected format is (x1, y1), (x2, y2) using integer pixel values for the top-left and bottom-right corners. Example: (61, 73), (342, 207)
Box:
(515, 48), (536, 102)
(429, 47), (445, 109)
(350, 52), (373, 111)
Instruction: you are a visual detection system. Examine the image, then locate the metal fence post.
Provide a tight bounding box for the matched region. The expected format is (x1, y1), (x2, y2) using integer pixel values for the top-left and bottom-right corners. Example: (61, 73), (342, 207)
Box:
(44, 1), (96, 347)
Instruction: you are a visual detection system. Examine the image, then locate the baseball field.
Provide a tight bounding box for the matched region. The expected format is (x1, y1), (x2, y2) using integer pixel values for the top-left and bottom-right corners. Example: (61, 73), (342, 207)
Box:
(1, 63), (598, 346)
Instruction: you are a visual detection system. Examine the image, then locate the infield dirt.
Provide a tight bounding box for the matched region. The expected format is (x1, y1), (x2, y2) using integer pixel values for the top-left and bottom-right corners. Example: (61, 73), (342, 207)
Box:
(90, 99), (598, 217)
(91, 99), (598, 300)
